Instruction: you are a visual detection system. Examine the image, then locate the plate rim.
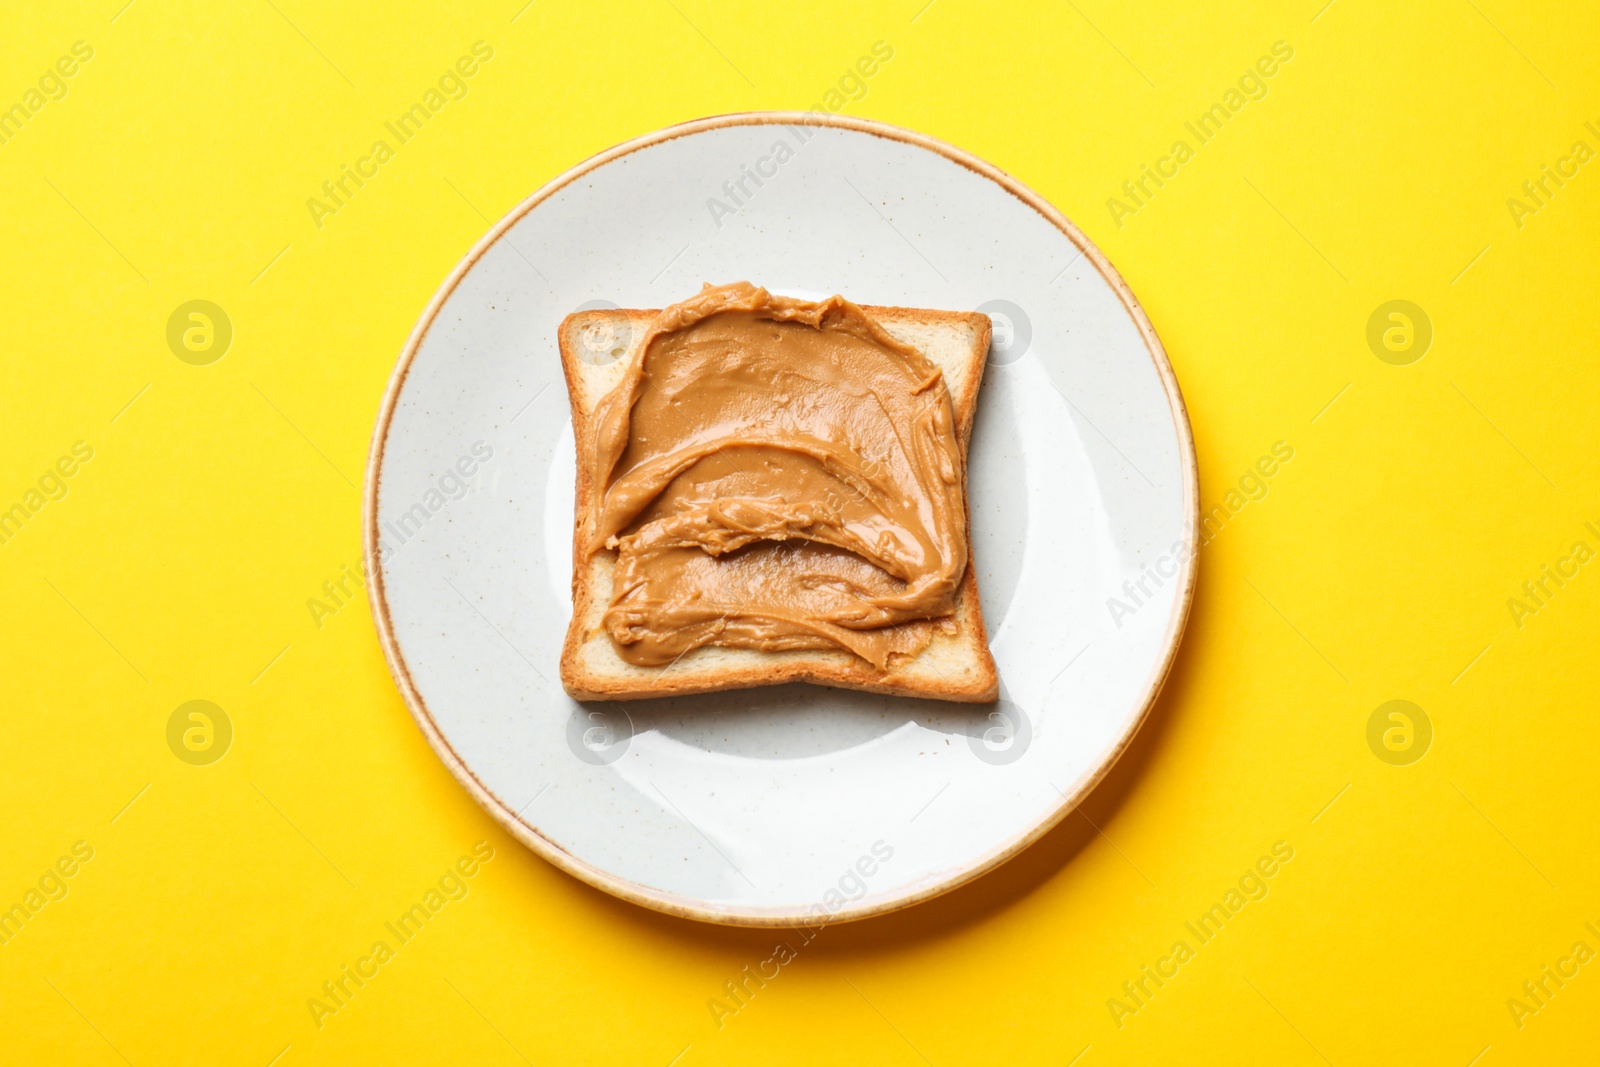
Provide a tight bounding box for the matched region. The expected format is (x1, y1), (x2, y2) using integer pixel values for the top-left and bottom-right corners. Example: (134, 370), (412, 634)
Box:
(363, 110), (1199, 927)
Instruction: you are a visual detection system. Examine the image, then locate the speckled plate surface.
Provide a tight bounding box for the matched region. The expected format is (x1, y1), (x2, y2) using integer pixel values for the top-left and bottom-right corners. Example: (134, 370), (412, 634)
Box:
(364, 112), (1197, 926)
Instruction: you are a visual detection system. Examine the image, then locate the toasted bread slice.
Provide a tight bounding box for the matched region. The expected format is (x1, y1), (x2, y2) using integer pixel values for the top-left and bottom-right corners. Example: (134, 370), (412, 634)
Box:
(557, 301), (998, 703)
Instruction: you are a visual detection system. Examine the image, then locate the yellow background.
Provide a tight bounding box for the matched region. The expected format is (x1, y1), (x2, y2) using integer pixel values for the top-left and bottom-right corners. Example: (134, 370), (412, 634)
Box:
(3, 0), (1597, 1062)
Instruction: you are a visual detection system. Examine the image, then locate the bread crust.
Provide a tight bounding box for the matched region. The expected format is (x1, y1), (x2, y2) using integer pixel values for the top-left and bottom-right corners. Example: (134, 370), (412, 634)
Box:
(557, 303), (998, 703)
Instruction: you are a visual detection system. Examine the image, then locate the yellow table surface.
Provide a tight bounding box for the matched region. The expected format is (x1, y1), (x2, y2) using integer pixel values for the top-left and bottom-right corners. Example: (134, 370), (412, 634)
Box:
(4, 1), (1597, 1063)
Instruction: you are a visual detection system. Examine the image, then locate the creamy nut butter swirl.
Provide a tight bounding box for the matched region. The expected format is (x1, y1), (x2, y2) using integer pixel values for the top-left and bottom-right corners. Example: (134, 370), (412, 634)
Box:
(585, 282), (968, 669)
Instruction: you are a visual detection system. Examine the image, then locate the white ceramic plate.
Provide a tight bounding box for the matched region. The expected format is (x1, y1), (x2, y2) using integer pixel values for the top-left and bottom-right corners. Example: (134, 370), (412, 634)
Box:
(366, 113), (1196, 926)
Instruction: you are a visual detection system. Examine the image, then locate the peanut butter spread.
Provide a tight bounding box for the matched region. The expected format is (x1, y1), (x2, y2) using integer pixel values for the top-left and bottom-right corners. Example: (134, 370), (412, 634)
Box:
(585, 282), (968, 669)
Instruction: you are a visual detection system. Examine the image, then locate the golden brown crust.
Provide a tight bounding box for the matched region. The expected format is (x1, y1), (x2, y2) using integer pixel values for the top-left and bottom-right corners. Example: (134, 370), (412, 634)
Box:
(557, 303), (997, 703)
